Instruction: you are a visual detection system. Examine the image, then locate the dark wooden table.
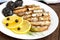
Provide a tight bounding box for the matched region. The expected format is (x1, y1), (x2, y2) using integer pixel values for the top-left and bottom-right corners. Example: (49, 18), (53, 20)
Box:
(0, 3), (60, 40)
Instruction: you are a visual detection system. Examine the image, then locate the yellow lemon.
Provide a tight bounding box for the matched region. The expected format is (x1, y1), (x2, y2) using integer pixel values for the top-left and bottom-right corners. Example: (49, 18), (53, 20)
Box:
(2, 16), (14, 24)
(7, 17), (23, 29)
(2, 15), (23, 28)
(3, 15), (23, 24)
(11, 20), (31, 34)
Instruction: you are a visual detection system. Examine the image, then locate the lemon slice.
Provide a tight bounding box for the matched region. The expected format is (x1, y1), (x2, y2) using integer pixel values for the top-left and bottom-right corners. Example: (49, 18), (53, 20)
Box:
(3, 15), (22, 24)
(7, 17), (23, 29)
(11, 20), (31, 34)
(2, 15), (23, 28)
(2, 16), (14, 24)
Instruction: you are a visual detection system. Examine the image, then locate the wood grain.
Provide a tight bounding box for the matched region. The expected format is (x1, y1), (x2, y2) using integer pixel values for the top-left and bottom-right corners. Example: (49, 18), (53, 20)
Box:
(0, 4), (60, 40)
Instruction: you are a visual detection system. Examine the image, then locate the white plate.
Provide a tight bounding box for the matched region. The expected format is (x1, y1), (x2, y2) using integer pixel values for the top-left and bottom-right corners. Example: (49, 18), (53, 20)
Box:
(0, 0), (59, 39)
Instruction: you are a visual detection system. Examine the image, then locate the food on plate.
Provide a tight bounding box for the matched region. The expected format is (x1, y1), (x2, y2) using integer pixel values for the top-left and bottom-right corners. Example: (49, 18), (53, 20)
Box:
(13, 7), (27, 14)
(6, 0), (23, 10)
(2, 15), (31, 34)
(2, 0), (23, 17)
(6, 1), (14, 10)
(11, 20), (31, 34)
(14, 0), (23, 7)
(13, 5), (51, 32)
(31, 25), (49, 32)
(2, 1), (51, 34)
(31, 21), (50, 26)
(2, 7), (13, 17)
(2, 15), (23, 29)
